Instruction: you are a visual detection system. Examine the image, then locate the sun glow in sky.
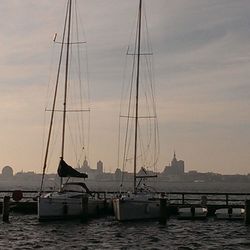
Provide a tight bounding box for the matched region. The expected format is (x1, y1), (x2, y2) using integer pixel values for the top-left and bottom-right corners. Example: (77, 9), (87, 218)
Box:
(0, 0), (250, 174)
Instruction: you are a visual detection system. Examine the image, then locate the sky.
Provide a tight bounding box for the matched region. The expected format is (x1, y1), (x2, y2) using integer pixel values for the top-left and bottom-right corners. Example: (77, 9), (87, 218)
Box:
(0, 0), (250, 175)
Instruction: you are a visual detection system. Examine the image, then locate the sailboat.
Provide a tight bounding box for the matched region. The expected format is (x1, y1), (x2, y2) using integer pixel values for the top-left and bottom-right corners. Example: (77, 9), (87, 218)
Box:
(38, 0), (104, 221)
(113, 0), (162, 221)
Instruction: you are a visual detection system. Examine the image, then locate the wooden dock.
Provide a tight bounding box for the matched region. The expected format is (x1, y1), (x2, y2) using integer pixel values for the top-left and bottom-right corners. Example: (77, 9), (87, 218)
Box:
(1, 190), (250, 219)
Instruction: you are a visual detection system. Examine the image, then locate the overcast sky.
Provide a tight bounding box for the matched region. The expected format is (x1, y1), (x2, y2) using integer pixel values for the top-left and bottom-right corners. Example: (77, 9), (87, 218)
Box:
(0, 0), (250, 174)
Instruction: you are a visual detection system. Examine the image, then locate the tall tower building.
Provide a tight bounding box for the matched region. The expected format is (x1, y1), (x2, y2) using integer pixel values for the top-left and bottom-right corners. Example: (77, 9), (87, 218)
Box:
(97, 161), (103, 173)
(163, 152), (185, 175)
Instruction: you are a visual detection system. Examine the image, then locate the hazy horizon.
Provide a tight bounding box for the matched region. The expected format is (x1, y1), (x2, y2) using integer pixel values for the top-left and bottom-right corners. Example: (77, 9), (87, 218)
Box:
(0, 0), (250, 175)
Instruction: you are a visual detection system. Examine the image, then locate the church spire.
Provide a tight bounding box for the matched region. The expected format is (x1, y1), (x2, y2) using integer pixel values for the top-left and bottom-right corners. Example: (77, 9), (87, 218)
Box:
(83, 156), (88, 168)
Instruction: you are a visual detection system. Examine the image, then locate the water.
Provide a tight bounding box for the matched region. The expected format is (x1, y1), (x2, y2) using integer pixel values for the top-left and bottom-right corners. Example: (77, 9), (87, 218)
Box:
(1, 215), (250, 249)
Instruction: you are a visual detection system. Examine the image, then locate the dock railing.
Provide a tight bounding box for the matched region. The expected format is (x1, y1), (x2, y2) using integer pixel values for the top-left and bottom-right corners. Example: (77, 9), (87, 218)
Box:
(159, 192), (250, 207)
(0, 190), (249, 207)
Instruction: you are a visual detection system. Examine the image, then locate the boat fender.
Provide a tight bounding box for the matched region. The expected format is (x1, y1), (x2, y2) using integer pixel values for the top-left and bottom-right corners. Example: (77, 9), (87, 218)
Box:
(63, 203), (68, 215)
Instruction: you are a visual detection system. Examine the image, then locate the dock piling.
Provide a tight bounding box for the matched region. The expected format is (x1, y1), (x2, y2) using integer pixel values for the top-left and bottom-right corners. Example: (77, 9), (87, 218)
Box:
(245, 200), (250, 225)
(191, 206), (195, 218)
(2, 196), (10, 222)
(81, 195), (88, 222)
(159, 198), (167, 225)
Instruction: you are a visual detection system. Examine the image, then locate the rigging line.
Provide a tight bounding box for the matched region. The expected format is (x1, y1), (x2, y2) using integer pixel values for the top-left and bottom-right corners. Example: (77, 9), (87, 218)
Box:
(120, 56), (130, 112)
(143, 2), (154, 63)
(40, 42), (57, 173)
(61, 0), (72, 161)
(143, 2), (156, 115)
(66, 116), (79, 165)
(144, 51), (155, 107)
(46, 114), (62, 173)
(145, 90), (153, 153)
(40, 108), (48, 174)
(44, 36), (58, 115)
(60, 0), (72, 189)
(143, 47), (159, 164)
(121, 50), (137, 179)
(85, 49), (91, 162)
(118, 37), (129, 177)
(120, 0), (138, 114)
(143, 3), (159, 172)
(137, 123), (146, 168)
(145, 57), (154, 102)
(138, 114), (152, 169)
(75, 0), (90, 104)
(86, 109), (90, 164)
(75, 0), (91, 160)
(151, 89), (160, 170)
(48, 114), (62, 166)
(67, 27), (79, 159)
(40, 0), (69, 193)
(125, 116), (135, 164)
(146, 86), (160, 170)
(144, 1), (159, 180)
(120, 11), (140, 116)
(74, 0), (85, 151)
(145, 64), (155, 153)
(154, 119), (160, 167)
(118, 32), (133, 180)
(121, 12), (139, 183)
(117, 116), (121, 171)
(133, 0), (143, 192)
(144, 27), (157, 124)
(145, 55), (160, 169)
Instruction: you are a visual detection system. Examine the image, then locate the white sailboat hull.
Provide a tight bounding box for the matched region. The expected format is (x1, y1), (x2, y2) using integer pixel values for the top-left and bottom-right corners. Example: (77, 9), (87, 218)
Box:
(38, 192), (104, 221)
(113, 196), (160, 221)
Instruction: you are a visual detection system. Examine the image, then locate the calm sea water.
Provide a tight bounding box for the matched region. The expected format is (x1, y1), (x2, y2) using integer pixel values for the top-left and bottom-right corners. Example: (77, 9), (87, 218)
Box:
(1, 214), (250, 249)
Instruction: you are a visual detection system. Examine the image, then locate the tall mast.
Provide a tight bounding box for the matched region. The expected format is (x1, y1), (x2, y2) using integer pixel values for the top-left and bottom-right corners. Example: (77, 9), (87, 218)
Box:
(40, 1), (69, 192)
(60, 0), (72, 186)
(61, 0), (72, 159)
(133, 0), (142, 193)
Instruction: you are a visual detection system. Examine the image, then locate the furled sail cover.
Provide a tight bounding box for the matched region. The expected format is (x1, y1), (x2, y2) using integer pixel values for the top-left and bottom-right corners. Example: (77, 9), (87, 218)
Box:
(57, 159), (88, 178)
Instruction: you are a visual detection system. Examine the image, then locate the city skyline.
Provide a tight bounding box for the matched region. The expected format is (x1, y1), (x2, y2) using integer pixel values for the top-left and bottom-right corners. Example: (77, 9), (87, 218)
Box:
(0, 1), (250, 175)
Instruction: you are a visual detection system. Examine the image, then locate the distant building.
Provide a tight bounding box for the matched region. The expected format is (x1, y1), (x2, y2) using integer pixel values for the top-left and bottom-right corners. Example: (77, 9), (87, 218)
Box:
(114, 168), (122, 180)
(77, 158), (105, 180)
(138, 167), (156, 177)
(2, 166), (14, 178)
(163, 152), (184, 175)
(114, 168), (133, 181)
(97, 161), (103, 174)
(82, 157), (90, 172)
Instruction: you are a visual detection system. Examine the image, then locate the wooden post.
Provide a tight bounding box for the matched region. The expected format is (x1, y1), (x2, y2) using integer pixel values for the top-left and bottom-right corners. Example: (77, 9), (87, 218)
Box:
(81, 195), (88, 222)
(159, 198), (167, 225)
(103, 198), (108, 214)
(191, 206), (195, 218)
(201, 196), (207, 207)
(228, 206), (232, 219)
(2, 196), (10, 222)
(182, 193), (185, 205)
(226, 194), (229, 206)
(245, 200), (250, 225)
